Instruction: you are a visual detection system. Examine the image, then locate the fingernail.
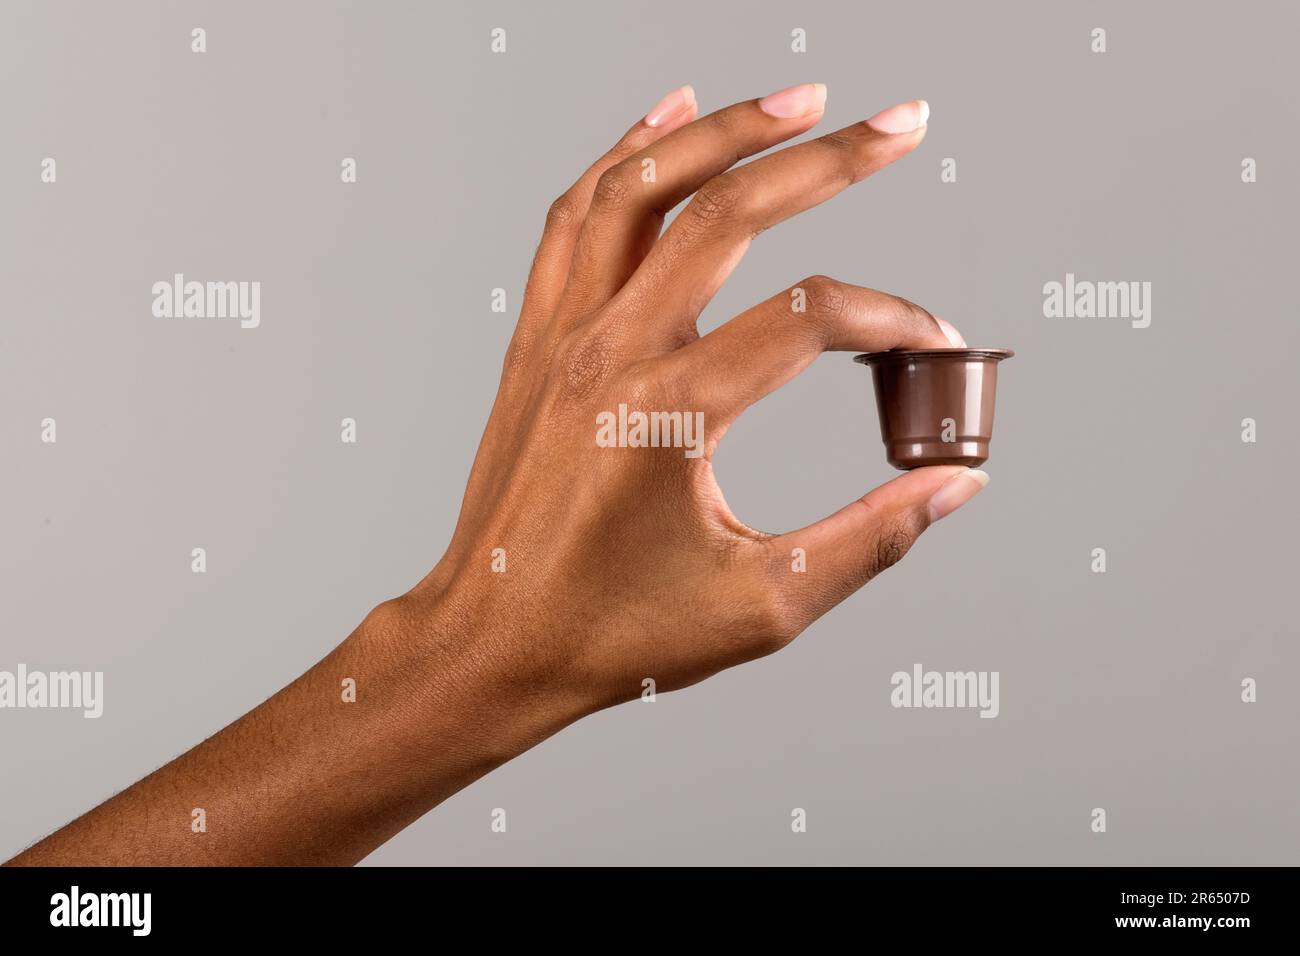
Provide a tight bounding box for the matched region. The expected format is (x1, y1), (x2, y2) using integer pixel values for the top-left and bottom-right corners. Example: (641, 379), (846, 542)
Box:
(757, 82), (827, 119)
(645, 85), (696, 128)
(928, 468), (989, 522)
(936, 316), (966, 347)
(865, 99), (929, 134)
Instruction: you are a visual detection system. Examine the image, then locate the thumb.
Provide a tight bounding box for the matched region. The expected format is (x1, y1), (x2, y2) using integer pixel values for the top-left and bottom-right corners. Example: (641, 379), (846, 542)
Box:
(772, 466), (989, 628)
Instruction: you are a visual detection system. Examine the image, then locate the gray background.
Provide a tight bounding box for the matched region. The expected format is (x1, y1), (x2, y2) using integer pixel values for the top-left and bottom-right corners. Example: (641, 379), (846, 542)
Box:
(2, 0), (1297, 865)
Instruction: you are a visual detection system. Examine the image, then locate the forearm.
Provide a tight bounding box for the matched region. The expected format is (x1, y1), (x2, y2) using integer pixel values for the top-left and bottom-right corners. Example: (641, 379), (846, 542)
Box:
(7, 85), (984, 870)
(6, 593), (588, 866)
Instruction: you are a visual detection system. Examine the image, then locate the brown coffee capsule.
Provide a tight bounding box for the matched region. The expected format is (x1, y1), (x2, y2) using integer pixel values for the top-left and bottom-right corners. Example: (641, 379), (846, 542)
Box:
(854, 348), (1014, 470)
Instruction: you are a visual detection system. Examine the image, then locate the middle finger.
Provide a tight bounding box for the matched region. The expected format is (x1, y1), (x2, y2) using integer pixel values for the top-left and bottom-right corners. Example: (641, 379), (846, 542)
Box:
(605, 99), (931, 354)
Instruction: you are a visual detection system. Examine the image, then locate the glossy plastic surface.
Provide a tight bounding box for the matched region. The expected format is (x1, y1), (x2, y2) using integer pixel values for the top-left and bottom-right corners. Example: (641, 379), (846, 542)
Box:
(854, 349), (1014, 469)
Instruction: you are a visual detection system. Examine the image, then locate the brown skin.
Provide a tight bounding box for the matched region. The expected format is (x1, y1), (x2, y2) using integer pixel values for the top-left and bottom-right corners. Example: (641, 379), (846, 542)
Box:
(8, 87), (988, 866)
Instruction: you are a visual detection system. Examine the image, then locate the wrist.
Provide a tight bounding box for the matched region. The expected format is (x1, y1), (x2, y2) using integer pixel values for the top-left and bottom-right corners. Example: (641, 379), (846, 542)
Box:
(358, 589), (594, 778)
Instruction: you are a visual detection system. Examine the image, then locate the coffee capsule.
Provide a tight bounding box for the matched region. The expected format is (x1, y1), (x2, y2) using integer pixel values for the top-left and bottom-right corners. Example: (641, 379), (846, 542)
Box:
(854, 348), (1013, 469)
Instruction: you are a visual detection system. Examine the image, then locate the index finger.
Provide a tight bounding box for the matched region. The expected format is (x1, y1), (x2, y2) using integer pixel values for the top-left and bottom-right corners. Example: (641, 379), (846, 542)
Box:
(666, 276), (963, 432)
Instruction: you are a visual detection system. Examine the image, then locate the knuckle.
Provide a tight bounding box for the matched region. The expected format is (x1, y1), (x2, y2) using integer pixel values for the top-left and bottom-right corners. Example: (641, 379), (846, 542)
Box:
(802, 275), (847, 316)
(611, 365), (660, 410)
(554, 327), (618, 397)
(705, 106), (743, 136)
(818, 130), (866, 183)
(801, 274), (848, 335)
(545, 193), (581, 232)
(890, 295), (936, 334)
(819, 130), (858, 153)
(684, 175), (746, 232)
(605, 130), (646, 164)
(608, 360), (696, 429)
(869, 516), (923, 577)
(592, 164), (637, 211)
(785, 275), (847, 349)
(702, 108), (743, 140)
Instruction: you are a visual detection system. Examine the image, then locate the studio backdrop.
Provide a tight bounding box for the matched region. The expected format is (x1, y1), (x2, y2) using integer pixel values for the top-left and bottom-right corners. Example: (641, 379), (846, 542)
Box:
(2, 0), (1296, 865)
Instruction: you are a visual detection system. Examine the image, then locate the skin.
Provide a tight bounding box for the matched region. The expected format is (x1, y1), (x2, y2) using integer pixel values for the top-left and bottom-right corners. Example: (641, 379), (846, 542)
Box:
(7, 84), (989, 866)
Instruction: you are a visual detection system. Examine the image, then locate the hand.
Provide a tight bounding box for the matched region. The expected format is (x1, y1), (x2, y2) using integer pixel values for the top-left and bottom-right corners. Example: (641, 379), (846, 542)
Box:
(397, 83), (989, 714)
(8, 83), (991, 867)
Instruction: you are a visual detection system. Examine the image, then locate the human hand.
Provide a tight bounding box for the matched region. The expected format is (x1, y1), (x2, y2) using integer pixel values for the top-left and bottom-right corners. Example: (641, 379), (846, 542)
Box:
(7, 84), (994, 868)
(393, 83), (990, 717)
